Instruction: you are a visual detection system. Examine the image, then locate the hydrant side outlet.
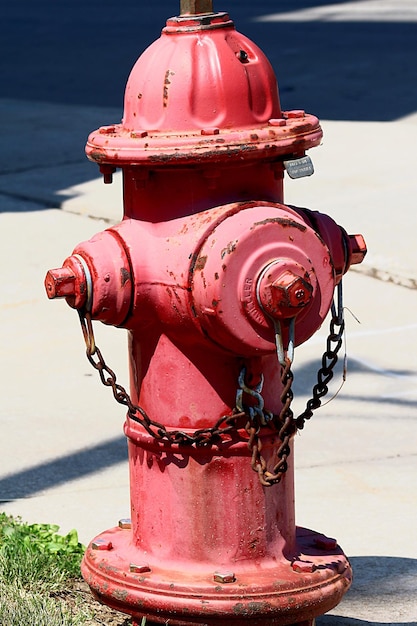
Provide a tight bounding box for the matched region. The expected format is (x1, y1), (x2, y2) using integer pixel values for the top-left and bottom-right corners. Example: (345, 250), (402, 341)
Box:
(45, 3), (366, 625)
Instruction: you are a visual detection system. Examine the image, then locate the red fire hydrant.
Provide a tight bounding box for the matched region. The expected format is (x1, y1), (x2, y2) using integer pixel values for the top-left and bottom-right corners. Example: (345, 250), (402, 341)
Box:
(45, 2), (366, 624)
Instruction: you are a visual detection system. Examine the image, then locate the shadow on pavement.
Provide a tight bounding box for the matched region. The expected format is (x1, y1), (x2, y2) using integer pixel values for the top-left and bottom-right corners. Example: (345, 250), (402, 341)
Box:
(320, 618), (416, 626)
(1, 0), (416, 121)
(1, 0), (416, 212)
(293, 356), (417, 409)
(0, 437), (127, 502)
(318, 555), (417, 625)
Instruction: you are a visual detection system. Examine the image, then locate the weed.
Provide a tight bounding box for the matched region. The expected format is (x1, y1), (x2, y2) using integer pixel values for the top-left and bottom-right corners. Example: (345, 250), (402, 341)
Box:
(0, 512), (85, 591)
(0, 514), (133, 624)
(0, 513), (93, 625)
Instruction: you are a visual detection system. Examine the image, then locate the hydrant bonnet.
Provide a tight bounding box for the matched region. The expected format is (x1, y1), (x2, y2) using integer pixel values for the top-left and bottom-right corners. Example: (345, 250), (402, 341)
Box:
(86, 9), (323, 166)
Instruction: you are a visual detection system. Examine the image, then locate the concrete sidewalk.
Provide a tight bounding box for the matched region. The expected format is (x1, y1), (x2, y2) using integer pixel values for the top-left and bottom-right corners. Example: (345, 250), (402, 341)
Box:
(0, 97), (417, 626)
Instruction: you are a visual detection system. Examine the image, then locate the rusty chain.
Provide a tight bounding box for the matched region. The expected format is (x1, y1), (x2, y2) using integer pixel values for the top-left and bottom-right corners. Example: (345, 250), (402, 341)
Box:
(78, 310), (248, 447)
(77, 281), (345, 487)
(295, 281), (345, 430)
(247, 282), (345, 485)
(245, 356), (297, 486)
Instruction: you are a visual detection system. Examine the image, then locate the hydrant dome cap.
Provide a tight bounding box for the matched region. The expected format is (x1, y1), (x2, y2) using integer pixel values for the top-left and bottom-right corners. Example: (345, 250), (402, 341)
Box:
(122, 14), (280, 133)
(86, 11), (322, 165)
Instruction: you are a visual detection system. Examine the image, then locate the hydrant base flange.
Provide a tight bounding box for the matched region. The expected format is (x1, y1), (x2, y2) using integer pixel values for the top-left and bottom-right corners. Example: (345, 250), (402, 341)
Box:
(81, 526), (351, 625)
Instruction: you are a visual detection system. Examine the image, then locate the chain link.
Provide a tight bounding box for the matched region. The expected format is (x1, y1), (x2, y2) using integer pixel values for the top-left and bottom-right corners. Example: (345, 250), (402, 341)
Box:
(78, 311), (248, 446)
(295, 281), (345, 430)
(76, 281), (345, 487)
(245, 282), (345, 485)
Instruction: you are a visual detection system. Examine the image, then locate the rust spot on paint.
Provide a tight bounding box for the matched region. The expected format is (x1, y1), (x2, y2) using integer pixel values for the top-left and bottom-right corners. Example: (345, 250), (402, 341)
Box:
(88, 150), (106, 163)
(120, 267), (131, 286)
(233, 602), (271, 616)
(112, 588), (128, 601)
(194, 255), (207, 271)
(221, 240), (238, 259)
(147, 143), (258, 164)
(252, 217), (307, 231)
(163, 70), (175, 108)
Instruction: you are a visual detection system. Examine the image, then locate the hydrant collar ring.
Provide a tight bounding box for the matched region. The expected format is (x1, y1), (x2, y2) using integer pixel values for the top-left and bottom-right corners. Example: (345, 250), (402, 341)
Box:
(164, 12), (234, 34)
(73, 254), (93, 312)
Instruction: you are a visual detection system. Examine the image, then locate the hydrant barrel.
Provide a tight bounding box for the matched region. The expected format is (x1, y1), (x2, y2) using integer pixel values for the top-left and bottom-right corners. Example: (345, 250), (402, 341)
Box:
(45, 3), (366, 625)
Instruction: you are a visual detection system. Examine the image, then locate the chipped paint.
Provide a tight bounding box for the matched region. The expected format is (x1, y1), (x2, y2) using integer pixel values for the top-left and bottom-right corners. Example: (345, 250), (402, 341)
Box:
(253, 216), (307, 231)
(194, 255), (208, 271)
(163, 70), (175, 108)
(120, 267), (131, 286)
(220, 240), (238, 258)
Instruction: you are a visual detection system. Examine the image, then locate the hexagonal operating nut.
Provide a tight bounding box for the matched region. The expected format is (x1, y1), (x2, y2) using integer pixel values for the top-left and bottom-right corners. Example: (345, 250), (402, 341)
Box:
(180, 0), (213, 15)
(258, 265), (313, 319)
(271, 270), (313, 308)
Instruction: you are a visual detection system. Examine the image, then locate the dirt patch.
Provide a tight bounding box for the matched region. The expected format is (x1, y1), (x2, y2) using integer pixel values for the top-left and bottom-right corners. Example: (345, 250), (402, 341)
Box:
(52, 579), (132, 625)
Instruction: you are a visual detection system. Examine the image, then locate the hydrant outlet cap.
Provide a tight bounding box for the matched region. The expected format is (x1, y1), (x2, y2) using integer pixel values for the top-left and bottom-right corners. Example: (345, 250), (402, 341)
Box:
(44, 256), (89, 310)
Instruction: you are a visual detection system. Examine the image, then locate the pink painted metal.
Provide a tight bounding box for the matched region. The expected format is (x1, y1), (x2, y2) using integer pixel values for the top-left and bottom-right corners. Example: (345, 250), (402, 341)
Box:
(85, 11), (321, 168)
(45, 3), (366, 625)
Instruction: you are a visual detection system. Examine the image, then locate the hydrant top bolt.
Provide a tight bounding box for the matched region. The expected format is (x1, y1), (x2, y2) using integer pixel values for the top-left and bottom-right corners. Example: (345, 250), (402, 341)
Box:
(180, 0), (213, 15)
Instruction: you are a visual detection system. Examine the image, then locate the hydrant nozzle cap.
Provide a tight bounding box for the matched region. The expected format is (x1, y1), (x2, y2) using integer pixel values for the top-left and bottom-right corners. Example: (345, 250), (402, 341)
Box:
(180, 0), (213, 14)
(44, 256), (89, 310)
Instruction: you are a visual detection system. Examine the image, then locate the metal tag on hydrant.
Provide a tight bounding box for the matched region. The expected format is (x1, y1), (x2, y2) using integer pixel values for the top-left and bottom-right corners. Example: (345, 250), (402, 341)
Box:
(284, 155), (314, 179)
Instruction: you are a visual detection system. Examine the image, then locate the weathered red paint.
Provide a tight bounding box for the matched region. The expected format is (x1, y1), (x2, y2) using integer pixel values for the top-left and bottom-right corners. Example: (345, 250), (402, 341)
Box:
(45, 3), (366, 625)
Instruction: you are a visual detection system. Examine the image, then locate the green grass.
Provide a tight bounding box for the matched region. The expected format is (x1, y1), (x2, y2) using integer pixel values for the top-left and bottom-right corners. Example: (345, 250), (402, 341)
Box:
(0, 513), (90, 625)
